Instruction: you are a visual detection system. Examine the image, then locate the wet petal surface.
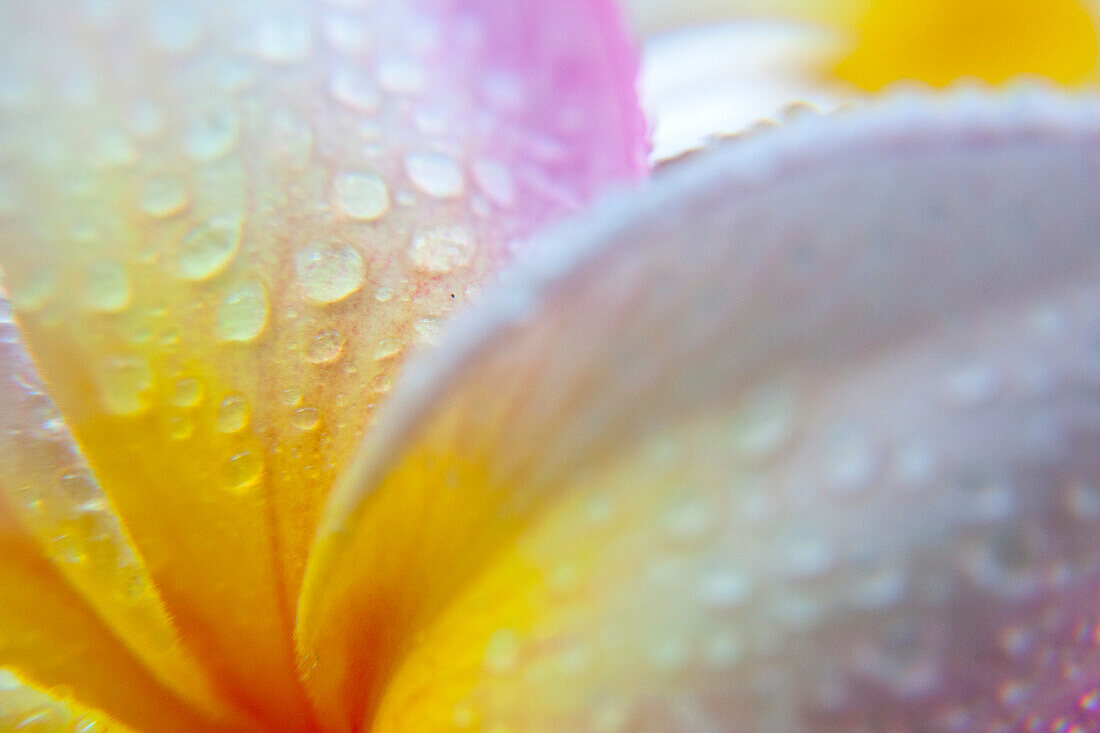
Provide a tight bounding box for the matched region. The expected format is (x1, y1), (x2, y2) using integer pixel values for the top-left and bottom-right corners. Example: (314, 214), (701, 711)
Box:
(0, 0), (645, 726)
(302, 91), (1100, 730)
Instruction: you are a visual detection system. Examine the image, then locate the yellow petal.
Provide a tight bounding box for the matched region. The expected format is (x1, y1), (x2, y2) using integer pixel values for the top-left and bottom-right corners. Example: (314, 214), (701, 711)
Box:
(302, 91), (1100, 729)
(0, 492), (234, 732)
(0, 1), (644, 725)
(0, 285), (244, 729)
(835, 0), (1099, 88)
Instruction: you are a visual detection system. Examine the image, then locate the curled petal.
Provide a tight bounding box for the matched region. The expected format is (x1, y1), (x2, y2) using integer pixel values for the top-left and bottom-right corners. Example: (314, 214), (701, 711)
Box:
(302, 90), (1100, 730)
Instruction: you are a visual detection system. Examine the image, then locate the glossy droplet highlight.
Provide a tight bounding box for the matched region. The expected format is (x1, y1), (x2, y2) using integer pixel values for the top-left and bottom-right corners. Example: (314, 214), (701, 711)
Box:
(306, 329), (345, 364)
(100, 357), (154, 415)
(405, 152), (464, 198)
(140, 176), (188, 217)
(216, 395), (249, 433)
(170, 377), (203, 408)
(176, 212), (243, 281)
(411, 225), (475, 273)
(372, 338), (404, 360)
(295, 241), (365, 303)
(222, 451), (262, 493)
(82, 260), (131, 312)
(216, 280), (268, 342)
(483, 629), (521, 674)
(291, 406), (321, 430)
(336, 172), (389, 220)
(185, 109), (239, 162)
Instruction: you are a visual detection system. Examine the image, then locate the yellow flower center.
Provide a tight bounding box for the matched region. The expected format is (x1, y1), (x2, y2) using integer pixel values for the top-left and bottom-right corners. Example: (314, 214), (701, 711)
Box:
(835, 0), (1099, 89)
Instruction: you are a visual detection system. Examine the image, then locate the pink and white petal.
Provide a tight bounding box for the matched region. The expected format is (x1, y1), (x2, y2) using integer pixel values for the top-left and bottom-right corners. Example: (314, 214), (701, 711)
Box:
(0, 0), (645, 725)
(303, 90), (1100, 730)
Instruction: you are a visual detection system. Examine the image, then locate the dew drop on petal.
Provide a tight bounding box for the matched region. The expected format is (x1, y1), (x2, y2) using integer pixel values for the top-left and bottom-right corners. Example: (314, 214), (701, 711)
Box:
(336, 172), (389, 220)
(216, 280), (268, 342)
(216, 395), (249, 433)
(82, 260), (131, 312)
(222, 450), (262, 493)
(372, 338), (404, 360)
(184, 109), (239, 162)
(306, 329), (345, 364)
(294, 241), (365, 303)
(100, 356), (153, 415)
(291, 406), (321, 431)
(139, 176), (188, 217)
(176, 212), (243, 281)
(410, 225), (475, 273)
(166, 414), (194, 441)
(11, 268), (59, 312)
(405, 151), (464, 198)
(170, 376), (203, 408)
(329, 68), (380, 112)
(483, 629), (521, 674)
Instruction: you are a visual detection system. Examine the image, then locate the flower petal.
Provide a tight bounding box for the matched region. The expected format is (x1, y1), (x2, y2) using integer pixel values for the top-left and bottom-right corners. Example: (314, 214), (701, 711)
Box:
(0, 283), (245, 729)
(0, 668), (134, 732)
(302, 90), (1100, 729)
(0, 0), (644, 724)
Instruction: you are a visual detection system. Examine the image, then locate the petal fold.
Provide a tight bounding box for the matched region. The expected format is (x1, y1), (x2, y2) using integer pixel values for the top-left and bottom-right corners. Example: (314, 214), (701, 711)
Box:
(301, 90), (1100, 730)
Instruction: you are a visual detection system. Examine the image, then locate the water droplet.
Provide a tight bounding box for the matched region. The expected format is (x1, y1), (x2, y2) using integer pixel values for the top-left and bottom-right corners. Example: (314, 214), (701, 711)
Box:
(291, 406), (321, 430)
(378, 56), (426, 93)
(405, 152), (464, 198)
(370, 373), (392, 394)
(336, 172), (389, 220)
(372, 338), (404, 360)
(780, 529), (835, 579)
(329, 68), (379, 111)
(216, 395), (249, 433)
(294, 241), (365, 303)
(82, 260), (131, 312)
(662, 494), (711, 542)
(176, 212), (243, 281)
(271, 109), (313, 171)
(280, 386), (302, 406)
(216, 280), (268, 342)
(222, 451), (262, 493)
(140, 176), (188, 217)
(472, 158), (515, 207)
(100, 356), (153, 415)
(1079, 688), (1100, 712)
(11, 268), (59, 312)
(248, 13), (312, 64)
(169, 377), (203, 408)
(730, 379), (798, 461)
(374, 286), (394, 302)
(306, 329), (345, 364)
(414, 316), (443, 344)
(699, 567), (752, 610)
(1064, 480), (1100, 520)
(946, 360), (1001, 407)
(411, 225), (475, 273)
(166, 414), (194, 440)
(94, 127), (137, 167)
(149, 2), (202, 53)
(702, 629), (744, 670)
(824, 422), (878, 495)
(483, 629), (520, 674)
(185, 109), (239, 162)
(648, 636), (690, 674)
